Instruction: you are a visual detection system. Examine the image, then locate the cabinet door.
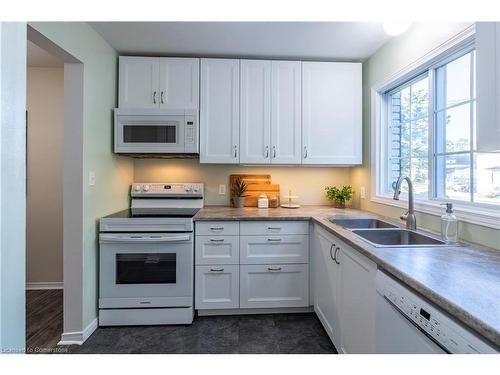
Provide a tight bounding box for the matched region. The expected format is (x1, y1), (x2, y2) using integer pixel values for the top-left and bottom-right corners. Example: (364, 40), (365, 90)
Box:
(159, 58), (199, 109)
(119, 56), (159, 108)
(271, 61), (302, 164)
(314, 227), (341, 349)
(240, 60), (272, 164)
(200, 59), (240, 163)
(339, 244), (377, 354)
(195, 265), (239, 309)
(302, 62), (362, 164)
(240, 264), (309, 308)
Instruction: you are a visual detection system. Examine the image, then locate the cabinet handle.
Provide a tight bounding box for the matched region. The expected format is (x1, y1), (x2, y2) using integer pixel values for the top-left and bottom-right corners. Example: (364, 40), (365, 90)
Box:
(161, 91), (165, 104)
(267, 226), (281, 230)
(268, 267), (282, 271)
(303, 146), (308, 158)
(267, 238), (282, 242)
(272, 146), (276, 158)
(210, 227), (224, 231)
(329, 244), (336, 261)
(234, 145), (238, 158)
(265, 145), (269, 158)
(334, 247), (340, 265)
(153, 91), (157, 104)
(210, 268), (224, 272)
(210, 238), (225, 243)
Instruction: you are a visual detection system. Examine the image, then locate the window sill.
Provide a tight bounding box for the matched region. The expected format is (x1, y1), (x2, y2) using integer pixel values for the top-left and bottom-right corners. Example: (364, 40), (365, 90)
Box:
(371, 195), (500, 230)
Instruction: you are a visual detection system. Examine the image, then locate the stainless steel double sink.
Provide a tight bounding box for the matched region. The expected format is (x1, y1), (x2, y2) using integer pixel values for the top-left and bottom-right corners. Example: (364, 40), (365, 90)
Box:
(329, 218), (449, 247)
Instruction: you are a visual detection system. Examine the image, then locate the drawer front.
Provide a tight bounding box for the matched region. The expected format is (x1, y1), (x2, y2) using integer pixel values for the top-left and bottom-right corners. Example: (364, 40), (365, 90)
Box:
(240, 221), (309, 235)
(196, 221), (239, 236)
(240, 235), (309, 264)
(195, 235), (239, 265)
(240, 264), (309, 308)
(195, 265), (239, 309)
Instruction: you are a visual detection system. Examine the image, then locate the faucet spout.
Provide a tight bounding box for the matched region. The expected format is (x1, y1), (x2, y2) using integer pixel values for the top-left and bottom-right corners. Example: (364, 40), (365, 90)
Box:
(393, 176), (416, 230)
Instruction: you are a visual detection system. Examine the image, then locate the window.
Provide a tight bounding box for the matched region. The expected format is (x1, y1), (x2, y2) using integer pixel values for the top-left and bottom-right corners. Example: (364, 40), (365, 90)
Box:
(381, 47), (500, 209)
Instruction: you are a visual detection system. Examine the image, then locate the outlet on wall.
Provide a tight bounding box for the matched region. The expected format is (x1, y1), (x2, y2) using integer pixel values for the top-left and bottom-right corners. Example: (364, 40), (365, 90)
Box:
(360, 186), (366, 199)
(219, 184), (226, 195)
(89, 171), (96, 187)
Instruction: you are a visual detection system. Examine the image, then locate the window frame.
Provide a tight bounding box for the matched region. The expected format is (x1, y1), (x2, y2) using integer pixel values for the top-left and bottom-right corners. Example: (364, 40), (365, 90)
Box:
(371, 24), (500, 229)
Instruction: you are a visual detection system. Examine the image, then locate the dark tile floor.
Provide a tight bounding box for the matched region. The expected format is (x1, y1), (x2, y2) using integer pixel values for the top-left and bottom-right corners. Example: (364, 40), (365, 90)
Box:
(67, 313), (337, 354)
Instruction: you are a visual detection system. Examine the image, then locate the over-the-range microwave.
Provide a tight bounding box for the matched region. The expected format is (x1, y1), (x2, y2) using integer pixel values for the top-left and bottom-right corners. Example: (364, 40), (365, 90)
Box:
(114, 108), (198, 155)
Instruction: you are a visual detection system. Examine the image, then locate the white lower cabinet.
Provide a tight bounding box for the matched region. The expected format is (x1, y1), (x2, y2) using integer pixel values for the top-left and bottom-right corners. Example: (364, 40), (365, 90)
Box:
(239, 234), (309, 264)
(240, 264), (309, 308)
(313, 225), (377, 354)
(195, 265), (239, 309)
(195, 235), (239, 265)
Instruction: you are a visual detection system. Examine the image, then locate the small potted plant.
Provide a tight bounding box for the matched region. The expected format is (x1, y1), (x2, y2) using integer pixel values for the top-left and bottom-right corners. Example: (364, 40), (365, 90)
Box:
(325, 185), (354, 209)
(232, 178), (248, 208)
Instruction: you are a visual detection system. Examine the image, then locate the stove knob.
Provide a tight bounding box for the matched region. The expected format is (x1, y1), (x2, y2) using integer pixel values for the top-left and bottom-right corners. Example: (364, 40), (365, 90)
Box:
(185, 186), (193, 192)
(193, 187), (199, 193)
(134, 185), (141, 192)
(143, 185), (150, 192)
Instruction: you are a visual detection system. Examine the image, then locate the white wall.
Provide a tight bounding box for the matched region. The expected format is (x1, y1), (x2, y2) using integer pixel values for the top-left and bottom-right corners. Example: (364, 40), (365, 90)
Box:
(0, 22), (27, 352)
(26, 67), (64, 285)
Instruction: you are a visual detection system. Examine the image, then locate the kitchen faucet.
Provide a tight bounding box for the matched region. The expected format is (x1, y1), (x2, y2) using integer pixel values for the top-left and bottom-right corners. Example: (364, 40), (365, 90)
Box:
(393, 176), (417, 230)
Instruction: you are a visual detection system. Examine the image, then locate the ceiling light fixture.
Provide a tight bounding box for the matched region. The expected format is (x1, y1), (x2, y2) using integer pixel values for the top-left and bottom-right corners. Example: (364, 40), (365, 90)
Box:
(383, 22), (412, 36)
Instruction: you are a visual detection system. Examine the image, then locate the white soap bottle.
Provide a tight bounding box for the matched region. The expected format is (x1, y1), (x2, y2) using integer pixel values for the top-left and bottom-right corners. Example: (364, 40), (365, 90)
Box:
(440, 203), (458, 244)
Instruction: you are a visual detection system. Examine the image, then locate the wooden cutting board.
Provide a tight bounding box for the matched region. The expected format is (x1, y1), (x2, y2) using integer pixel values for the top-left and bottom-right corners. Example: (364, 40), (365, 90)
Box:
(230, 174), (280, 207)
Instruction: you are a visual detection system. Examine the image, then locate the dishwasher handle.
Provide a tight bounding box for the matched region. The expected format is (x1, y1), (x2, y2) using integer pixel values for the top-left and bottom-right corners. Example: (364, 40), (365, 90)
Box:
(100, 233), (191, 243)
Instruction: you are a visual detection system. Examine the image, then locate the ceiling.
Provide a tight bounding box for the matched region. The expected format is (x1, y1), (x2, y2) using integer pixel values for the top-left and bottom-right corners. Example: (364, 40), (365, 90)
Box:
(27, 40), (64, 67)
(89, 22), (392, 61)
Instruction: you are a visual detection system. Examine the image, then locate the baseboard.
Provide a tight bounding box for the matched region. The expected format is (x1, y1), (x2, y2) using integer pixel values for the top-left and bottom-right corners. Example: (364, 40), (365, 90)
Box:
(26, 282), (64, 290)
(197, 306), (314, 316)
(58, 318), (98, 346)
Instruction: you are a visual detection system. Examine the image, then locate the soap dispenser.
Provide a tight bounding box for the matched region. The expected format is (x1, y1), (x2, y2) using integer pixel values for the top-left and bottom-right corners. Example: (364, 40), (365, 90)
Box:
(440, 203), (458, 244)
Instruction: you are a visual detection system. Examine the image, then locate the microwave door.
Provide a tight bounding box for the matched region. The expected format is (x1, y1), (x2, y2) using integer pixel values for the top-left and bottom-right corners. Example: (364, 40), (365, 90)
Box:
(115, 115), (185, 153)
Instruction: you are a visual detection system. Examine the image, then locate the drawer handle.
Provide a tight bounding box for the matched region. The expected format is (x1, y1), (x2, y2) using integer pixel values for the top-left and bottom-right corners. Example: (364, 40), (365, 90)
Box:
(210, 268), (224, 272)
(210, 238), (225, 243)
(267, 238), (282, 242)
(334, 247), (341, 265)
(267, 227), (282, 230)
(268, 267), (282, 271)
(210, 227), (224, 231)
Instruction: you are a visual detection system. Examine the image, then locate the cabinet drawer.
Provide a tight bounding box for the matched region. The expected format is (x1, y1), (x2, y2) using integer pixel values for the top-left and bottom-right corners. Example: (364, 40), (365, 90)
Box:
(240, 264), (309, 308)
(195, 235), (239, 265)
(240, 235), (309, 264)
(195, 265), (239, 309)
(240, 221), (309, 235)
(196, 221), (239, 236)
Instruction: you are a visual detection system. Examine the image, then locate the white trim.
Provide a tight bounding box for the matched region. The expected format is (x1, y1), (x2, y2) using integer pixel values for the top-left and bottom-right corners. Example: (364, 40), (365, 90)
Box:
(58, 318), (98, 346)
(26, 282), (63, 290)
(370, 24), (500, 229)
(372, 195), (500, 230)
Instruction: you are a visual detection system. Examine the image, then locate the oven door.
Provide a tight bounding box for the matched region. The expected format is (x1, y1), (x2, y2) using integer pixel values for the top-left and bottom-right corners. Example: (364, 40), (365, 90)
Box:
(99, 232), (193, 309)
(114, 112), (186, 154)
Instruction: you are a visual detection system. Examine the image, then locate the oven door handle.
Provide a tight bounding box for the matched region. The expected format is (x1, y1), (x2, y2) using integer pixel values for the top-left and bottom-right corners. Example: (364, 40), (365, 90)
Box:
(100, 234), (191, 243)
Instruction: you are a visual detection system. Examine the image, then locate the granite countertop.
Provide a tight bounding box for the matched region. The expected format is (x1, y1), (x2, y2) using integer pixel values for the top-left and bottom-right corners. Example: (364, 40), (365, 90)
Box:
(193, 205), (500, 348)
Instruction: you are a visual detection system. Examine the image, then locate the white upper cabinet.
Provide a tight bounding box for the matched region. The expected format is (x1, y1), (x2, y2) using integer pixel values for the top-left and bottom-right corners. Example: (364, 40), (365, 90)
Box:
(119, 56), (159, 109)
(240, 60), (302, 164)
(200, 59), (240, 164)
(302, 62), (362, 165)
(476, 22), (500, 152)
(271, 61), (302, 164)
(119, 56), (199, 109)
(240, 60), (272, 164)
(158, 58), (199, 109)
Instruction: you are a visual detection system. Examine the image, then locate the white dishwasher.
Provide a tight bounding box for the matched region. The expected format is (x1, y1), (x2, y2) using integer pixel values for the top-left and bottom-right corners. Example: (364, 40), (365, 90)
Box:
(375, 270), (498, 354)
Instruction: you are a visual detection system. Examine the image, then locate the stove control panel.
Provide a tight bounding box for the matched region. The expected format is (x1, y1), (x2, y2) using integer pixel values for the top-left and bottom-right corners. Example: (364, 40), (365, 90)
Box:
(131, 183), (204, 196)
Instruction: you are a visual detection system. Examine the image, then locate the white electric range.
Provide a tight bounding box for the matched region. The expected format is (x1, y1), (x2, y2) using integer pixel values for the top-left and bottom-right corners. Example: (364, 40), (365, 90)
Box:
(98, 182), (203, 326)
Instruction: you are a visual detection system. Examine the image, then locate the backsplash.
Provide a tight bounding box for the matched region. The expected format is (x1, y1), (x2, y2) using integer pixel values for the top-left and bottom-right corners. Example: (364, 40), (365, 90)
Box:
(133, 159), (351, 206)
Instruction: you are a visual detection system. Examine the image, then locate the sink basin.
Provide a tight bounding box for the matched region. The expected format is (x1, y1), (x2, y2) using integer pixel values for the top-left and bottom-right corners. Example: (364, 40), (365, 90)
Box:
(330, 218), (397, 229)
(352, 229), (448, 247)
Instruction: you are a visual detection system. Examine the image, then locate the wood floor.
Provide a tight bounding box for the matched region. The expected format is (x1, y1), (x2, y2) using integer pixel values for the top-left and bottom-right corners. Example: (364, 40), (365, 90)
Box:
(26, 289), (63, 353)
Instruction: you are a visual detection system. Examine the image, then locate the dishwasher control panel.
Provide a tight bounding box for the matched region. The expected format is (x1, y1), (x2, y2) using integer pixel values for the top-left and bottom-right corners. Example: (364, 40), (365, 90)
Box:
(376, 271), (498, 354)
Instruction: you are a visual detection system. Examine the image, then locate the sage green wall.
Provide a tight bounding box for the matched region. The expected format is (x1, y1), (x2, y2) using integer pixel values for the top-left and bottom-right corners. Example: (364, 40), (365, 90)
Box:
(28, 22), (134, 328)
(351, 22), (500, 250)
